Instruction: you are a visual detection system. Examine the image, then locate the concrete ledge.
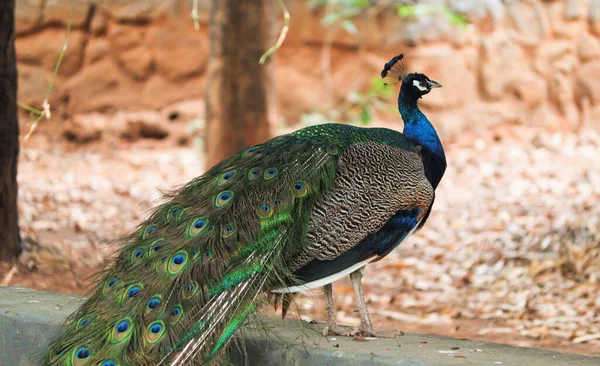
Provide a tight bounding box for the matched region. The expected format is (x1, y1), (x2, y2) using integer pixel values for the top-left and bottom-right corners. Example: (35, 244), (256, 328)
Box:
(1, 286), (598, 365)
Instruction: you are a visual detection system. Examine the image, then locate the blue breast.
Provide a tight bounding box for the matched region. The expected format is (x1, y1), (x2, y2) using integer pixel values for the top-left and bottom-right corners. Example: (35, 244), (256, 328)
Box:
(398, 95), (447, 189)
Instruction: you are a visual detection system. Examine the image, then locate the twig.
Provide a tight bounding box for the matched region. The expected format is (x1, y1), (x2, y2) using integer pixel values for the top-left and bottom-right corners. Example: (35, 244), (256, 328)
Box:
(20, 0), (76, 141)
(191, 0), (200, 30)
(2, 264), (18, 286)
(259, 0), (290, 64)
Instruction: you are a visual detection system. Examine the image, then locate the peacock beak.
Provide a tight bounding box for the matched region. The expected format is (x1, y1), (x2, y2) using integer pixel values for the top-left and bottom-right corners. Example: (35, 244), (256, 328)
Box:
(429, 80), (442, 89)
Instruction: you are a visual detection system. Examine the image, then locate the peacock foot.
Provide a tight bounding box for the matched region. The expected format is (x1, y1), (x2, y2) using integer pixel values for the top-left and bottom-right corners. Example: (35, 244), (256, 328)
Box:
(349, 327), (404, 338)
(322, 324), (355, 337)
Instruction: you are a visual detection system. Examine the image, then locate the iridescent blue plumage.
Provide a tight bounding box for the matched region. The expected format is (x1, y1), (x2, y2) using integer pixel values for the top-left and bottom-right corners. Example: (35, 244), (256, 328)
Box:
(399, 73), (446, 189)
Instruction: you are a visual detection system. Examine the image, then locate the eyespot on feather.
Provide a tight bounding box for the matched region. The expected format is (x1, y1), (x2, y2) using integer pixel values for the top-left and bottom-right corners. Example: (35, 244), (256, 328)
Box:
(216, 170), (237, 186)
(167, 251), (188, 275)
(257, 203), (273, 218)
(183, 280), (199, 299)
(166, 205), (182, 221)
(273, 198), (288, 211)
(130, 247), (146, 263)
(100, 361), (118, 366)
(326, 144), (340, 155)
(248, 167), (262, 181)
(292, 182), (308, 197)
(242, 145), (263, 158)
(146, 320), (166, 344)
(102, 278), (120, 295)
(214, 190), (234, 208)
(150, 239), (166, 255)
(109, 319), (133, 344)
(142, 224), (157, 238)
(120, 283), (143, 305)
(170, 304), (183, 324)
(72, 347), (91, 365)
(146, 295), (162, 312)
(76, 315), (94, 330)
(187, 217), (208, 237)
(263, 168), (278, 180)
(222, 224), (236, 238)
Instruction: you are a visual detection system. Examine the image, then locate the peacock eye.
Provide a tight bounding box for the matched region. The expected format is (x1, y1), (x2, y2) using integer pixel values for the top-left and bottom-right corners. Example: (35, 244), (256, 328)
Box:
(150, 323), (163, 334)
(183, 281), (199, 298)
(152, 240), (165, 252)
(146, 320), (166, 344)
(127, 286), (141, 298)
(215, 190), (234, 207)
(173, 254), (185, 265)
(248, 167), (262, 181)
(147, 297), (161, 309)
(264, 168), (278, 180)
(170, 305), (183, 324)
(292, 182), (308, 197)
(75, 347), (91, 359)
(116, 321), (130, 333)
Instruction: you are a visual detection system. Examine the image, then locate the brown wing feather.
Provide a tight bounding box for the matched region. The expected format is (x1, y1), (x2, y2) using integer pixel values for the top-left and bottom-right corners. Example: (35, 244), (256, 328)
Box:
(288, 142), (433, 271)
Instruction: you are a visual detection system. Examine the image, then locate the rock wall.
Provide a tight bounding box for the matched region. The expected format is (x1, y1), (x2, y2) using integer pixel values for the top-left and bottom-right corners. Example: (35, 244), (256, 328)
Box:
(14, 0), (600, 139)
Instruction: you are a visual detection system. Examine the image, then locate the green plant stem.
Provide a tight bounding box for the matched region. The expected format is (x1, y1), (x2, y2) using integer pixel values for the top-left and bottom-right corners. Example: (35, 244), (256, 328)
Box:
(191, 0), (200, 30)
(16, 102), (42, 115)
(259, 0), (290, 65)
(21, 0), (76, 141)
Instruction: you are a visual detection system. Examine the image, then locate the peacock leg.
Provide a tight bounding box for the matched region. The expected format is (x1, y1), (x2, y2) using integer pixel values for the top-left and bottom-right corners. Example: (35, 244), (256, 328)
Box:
(322, 283), (353, 336)
(349, 268), (404, 338)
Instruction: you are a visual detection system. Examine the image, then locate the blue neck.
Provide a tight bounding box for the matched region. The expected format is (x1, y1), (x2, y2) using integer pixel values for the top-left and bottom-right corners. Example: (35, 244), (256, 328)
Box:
(398, 94), (445, 159)
(398, 93), (446, 189)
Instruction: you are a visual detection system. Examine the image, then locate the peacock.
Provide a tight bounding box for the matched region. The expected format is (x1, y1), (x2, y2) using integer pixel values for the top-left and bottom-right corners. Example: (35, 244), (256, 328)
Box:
(43, 53), (445, 365)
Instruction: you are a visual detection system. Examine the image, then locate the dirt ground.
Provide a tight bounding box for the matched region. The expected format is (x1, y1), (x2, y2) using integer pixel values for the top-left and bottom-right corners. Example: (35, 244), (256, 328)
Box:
(2, 115), (599, 356)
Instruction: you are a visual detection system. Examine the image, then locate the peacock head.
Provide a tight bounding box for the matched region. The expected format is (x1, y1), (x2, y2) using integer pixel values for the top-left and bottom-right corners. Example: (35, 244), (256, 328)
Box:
(381, 53), (442, 100)
(401, 73), (442, 98)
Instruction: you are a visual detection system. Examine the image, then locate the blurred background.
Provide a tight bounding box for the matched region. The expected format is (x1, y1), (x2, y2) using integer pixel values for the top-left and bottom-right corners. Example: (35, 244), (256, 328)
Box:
(3, 0), (600, 356)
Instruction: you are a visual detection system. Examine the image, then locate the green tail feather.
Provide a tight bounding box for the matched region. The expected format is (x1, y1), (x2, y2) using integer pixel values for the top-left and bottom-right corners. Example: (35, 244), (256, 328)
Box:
(43, 124), (415, 365)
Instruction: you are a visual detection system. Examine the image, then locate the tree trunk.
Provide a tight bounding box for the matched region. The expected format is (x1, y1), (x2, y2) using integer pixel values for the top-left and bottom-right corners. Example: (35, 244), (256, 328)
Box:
(0, 0), (21, 261)
(205, 0), (272, 168)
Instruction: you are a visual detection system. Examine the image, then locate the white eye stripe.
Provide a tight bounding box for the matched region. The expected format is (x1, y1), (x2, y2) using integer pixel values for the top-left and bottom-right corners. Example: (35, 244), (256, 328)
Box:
(412, 79), (428, 91)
